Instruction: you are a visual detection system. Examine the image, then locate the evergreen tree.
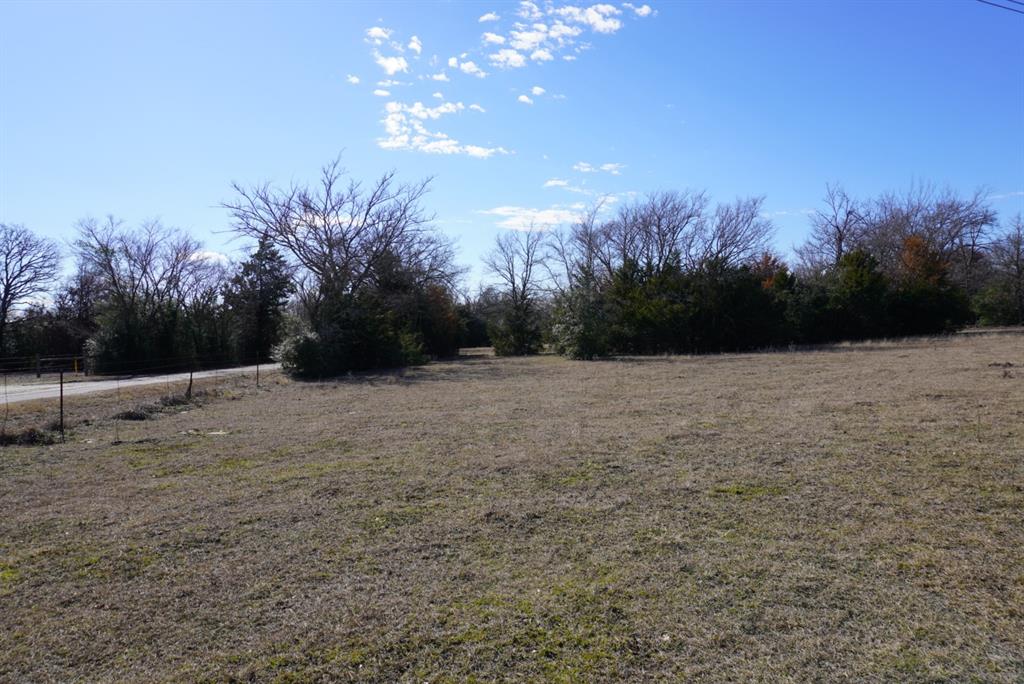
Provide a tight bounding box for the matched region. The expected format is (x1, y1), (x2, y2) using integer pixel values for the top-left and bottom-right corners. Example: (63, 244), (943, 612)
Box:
(222, 238), (294, 364)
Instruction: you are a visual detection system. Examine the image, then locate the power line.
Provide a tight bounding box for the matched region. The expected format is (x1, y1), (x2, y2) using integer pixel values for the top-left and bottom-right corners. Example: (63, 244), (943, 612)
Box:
(975, 0), (1024, 15)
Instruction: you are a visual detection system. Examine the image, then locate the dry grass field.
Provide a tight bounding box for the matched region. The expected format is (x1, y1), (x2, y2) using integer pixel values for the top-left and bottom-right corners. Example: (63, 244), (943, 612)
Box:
(1, 333), (1023, 682)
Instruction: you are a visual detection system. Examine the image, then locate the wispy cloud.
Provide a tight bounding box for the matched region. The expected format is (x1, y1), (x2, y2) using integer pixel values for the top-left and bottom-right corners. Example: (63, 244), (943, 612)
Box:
(407, 35), (422, 54)
(988, 190), (1024, 200)
(531, 85), (546, 96)
(345, 74), (360, 85)
(480, 204), (581, 230)
(760, 208), (814, 218)
(373, 89), (391, 97)
(544, 178), (592, 194)
(518, 94), (534, 105)
(573, 161), (624, 175)
(623, 3), (656, 17)
(479, 11), (501, 22)
(482, 32), (506, 44)
(517, 1), (544, 20)
(469, 103), (487, 113)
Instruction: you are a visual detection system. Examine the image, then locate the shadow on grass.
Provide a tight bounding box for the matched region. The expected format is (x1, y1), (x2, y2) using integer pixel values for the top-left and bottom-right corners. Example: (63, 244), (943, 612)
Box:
(287, 352), (534, 388)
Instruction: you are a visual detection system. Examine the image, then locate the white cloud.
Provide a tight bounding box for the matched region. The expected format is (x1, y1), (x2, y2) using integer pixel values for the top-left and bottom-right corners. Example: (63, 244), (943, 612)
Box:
(429, 72), (450, 81)
(448, 56), (458, 68)
(408, 35), (422, 54)
(517, 1), (543, 20)
(573, 161), (624, 175)
(479, 11), (501, 22)
(345, 74), (360, 84)
(518, 94), (534, 104)
(481, 205), (581, 231)
(562, 54), (577, 61)
(489, 48), (527, 68)
(191, 249), (230, 265)
(365, 26), (392, 44)
(510, 27), (548, 52)
(989, 190), (1024, 200)
(377, 79), (406, 87)
(432, 91), (444, 99)
(553, 4), (623, 33)
(407, 101), (466, 119)
(464, 145), (506, 158)
(623, 3), (655, 17)
(460, 60), (488, 77)
(531, 85), (546, 96)
(469, 103), (486, 113)
(482, 32), (506, 44)
(544, 178), (592, 194)
(379, 100), (509, 158)
(374, 52), (409, 75)
(373, 89), (391, 97)
(530, 48), (554, 61)
(548, 21), (583, 43)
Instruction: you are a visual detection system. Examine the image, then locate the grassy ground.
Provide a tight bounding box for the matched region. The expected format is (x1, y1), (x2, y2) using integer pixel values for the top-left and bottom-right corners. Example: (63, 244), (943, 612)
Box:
(1, 334), (1022, 682)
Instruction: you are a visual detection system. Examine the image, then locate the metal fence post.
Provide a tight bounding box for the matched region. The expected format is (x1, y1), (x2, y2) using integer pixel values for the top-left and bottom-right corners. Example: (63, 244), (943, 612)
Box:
(59, 370), (65, 443)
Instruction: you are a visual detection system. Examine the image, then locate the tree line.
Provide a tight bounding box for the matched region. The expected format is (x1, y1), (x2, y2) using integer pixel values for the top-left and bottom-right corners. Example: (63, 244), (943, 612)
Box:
(490, 184), (1023, 359)
(1, 160), (1021, 376)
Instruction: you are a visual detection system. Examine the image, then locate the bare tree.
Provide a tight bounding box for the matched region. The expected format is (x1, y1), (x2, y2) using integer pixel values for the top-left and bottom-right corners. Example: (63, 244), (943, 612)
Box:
(550, 191), (771, 286)
(989, 215), (1024, 323)
(73, 216), (211, 316)
(485, 229), (547, 311)
(223, 157), (459, 297)
(484, 229), (548, 354)
(548, 202), (614, 292)
(0, 223), (61, 353)
(690, 196), (775, 271)
(795, 183), (867, 274)
(862, 183), (996, 288)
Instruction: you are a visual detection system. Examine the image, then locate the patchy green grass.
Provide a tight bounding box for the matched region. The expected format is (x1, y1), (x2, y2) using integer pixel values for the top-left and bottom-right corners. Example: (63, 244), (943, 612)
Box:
(2, 333), (1023, 681)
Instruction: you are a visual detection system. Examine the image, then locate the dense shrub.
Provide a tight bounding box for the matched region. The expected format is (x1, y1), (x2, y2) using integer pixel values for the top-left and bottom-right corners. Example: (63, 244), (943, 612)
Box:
(551, 272), (609, 359)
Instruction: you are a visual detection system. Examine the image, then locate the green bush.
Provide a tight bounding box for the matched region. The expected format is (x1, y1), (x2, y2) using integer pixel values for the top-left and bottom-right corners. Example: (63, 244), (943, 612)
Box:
(551, 277), (609, 360)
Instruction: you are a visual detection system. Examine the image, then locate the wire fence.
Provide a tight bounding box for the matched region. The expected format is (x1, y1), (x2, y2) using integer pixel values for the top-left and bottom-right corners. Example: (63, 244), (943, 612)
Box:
(0, 354), (275, 447)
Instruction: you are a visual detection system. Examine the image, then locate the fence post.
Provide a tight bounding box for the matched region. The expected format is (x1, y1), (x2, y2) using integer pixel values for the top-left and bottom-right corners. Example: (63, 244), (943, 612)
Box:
(59, 370), (65, 443)
(35, 355), (40, 379)
(256, 352), (260, 389)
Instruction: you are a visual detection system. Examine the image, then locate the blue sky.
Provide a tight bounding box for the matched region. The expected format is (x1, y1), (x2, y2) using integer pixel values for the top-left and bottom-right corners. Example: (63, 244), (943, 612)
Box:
(1, 0), (1022, 288)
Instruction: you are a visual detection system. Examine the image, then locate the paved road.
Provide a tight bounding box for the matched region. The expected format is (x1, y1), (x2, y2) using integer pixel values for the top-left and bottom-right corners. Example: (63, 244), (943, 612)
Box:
(2, 364), (280, 404)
